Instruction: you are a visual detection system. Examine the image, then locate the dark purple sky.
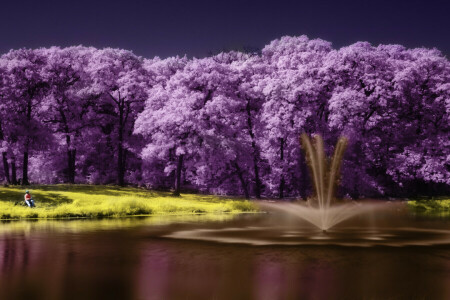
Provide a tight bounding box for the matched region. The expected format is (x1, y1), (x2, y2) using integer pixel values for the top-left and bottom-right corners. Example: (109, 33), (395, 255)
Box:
(1, 0), (449, 58)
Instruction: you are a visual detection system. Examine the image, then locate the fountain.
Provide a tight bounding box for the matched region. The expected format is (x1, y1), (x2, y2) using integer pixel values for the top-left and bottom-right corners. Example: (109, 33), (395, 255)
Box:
(262, 134), (368, 232)
(163, 134), (450, 247)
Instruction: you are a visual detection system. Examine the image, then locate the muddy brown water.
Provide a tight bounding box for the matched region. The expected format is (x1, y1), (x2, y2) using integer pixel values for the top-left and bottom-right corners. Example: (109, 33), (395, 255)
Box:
(0, 204), (449, 300)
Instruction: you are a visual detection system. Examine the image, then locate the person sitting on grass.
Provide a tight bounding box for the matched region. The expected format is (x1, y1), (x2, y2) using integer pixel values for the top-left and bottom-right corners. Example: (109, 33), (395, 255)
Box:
(24, 190), (35, 208)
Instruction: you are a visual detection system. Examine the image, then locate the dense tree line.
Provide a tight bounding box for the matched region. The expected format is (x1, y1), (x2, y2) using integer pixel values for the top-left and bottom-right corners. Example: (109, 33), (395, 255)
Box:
(0, 36), (448, 198)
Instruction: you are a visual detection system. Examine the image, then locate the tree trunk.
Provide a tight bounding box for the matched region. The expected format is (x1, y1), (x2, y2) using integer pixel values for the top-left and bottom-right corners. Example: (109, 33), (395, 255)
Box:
(11, 157), (17, 185)
(118, 146), (124, 186)
(279, 138), (285, 199)
(71, 149), (76, 183)
(64, 133), (76, 184)
(173, 155), (183, 196)
(22, 151), (29, 185)
(234, 161), (250, 199)
(279, 177), (285, 199)
(22, 98), (32, 186)
(0, 124), (10, 184)
(245, 101), (262, 199)
(67, 145), (72, 183)
(67, 147), (76, 184)
(117, 100), (125, 187)
(2, 152), (10, 184)
(252, 155), (262, 199)
(58, 107), (76, 184)
(123, 149), (127, 177)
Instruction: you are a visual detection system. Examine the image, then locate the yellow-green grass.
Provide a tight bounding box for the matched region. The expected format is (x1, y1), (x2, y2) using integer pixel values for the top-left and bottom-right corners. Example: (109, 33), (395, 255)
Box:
(407, 198), (450, 211)
(0, 185), (257, 220)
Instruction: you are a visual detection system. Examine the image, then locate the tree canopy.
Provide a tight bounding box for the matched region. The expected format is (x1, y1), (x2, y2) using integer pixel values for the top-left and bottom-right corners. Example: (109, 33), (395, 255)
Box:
(0, 36), (448, 198)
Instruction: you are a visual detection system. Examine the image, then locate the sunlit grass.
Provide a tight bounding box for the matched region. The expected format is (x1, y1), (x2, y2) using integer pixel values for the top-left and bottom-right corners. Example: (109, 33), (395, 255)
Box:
(407, 198), (450, 211)
(0, 185), (257, 220)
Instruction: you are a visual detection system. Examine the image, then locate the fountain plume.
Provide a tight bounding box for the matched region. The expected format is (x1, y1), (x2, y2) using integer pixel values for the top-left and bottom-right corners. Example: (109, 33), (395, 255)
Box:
(261, 134), (364, 232)
(300, 134), (348, 210)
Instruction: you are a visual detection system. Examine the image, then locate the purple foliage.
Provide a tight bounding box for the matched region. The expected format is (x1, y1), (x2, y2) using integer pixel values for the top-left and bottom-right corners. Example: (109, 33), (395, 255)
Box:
(0, 36), (448, 198)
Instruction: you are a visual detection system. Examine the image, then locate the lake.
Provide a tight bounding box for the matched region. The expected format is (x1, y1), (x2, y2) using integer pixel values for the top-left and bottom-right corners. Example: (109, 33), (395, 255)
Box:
(1, 204), (449, 299)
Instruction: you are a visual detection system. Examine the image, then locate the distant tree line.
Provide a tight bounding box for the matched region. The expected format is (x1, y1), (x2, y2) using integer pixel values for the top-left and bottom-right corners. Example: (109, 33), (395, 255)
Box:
(0, 36), (448, 198)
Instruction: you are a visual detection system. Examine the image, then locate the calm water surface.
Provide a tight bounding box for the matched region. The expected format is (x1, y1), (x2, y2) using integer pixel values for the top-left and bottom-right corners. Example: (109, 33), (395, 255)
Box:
(1, 205), (450, 300)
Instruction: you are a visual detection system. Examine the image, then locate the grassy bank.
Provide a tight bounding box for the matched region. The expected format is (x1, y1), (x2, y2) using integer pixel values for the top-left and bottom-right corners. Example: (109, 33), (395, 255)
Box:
(407, 198), (450, 212)
(0, 185), (256, 220)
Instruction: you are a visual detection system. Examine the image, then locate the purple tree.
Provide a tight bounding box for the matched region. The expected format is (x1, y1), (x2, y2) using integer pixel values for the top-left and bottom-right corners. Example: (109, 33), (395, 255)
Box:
(327, 43), (450, 197)
(0, 49), (51, 185)
(86, 48), (149, 186)
(260, 35), (333, 198)
(386, 47), (450, 194)
(135, 56), (190, 194)
(41, 46), (95, 183)
(0, 36), (447, 197)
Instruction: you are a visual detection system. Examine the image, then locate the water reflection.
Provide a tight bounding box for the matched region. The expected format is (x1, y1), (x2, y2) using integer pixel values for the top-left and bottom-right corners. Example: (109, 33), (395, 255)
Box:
(0, 214), (238, 235)
(0, 212), (449, 299)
